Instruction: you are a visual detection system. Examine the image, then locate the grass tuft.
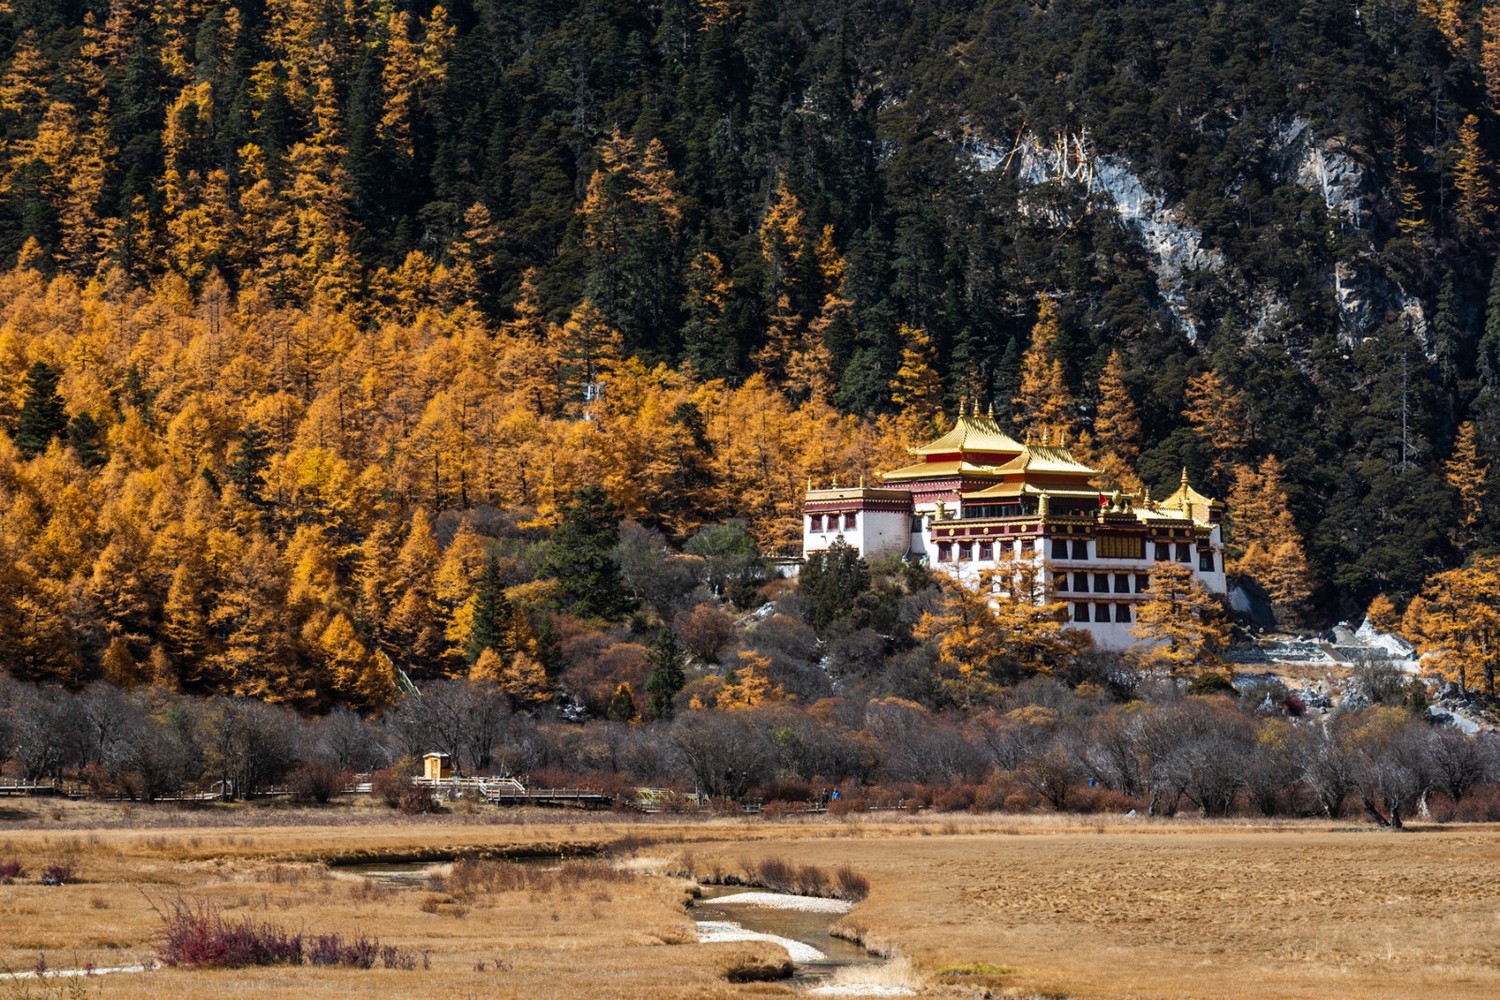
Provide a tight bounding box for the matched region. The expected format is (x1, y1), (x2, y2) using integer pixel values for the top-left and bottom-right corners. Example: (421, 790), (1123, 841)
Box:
(936, 961), (1018, 977)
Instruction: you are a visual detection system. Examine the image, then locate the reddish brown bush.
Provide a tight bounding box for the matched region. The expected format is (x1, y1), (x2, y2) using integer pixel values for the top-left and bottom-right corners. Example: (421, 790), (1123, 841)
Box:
(674, 603), (735, 663)
(1456, 786), (1500, 822)
(370, 768), (409, 809)
(288, 762), (348, 804)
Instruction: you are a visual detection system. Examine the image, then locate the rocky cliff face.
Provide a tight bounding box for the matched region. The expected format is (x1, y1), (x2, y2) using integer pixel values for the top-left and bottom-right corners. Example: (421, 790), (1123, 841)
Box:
(972, 123), (1425, 349)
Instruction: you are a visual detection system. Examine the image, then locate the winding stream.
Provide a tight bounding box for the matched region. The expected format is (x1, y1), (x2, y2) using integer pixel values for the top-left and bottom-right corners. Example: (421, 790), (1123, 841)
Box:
(690, 885), (876, 981)
(345, 860), (896, 990)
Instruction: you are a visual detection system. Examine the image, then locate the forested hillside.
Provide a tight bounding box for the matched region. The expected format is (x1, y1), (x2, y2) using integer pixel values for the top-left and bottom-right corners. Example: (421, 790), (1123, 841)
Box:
(2, 1), (1500, 697)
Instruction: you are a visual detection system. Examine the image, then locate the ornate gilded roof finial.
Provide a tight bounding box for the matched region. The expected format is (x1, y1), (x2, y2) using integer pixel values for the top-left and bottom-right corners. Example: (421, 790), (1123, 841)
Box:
(1181, 466), (1191, 488)
(959, 395), (969, 420)
(807, 476), (813, 492)
(986, 401), (995, 420)
(832, 475), (839, 489)
(1142, 483), (1152, 506)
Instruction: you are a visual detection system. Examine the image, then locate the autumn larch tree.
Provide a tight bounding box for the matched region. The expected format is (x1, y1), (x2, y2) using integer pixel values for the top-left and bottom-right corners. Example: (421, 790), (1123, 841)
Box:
(914, 556), (1086, 708)
(1182, 369), (1246, 486)
(1403, 556), (1500, 696)
(889, 324), (944, 441)
(1453, 114), (1494, 238)
(1445, 420), (1489, 553)
(1091, 349), (1143, 492)
(1225, 457), (1313, 625)
(1012, 293), (1075, 445)
(716, 649), (787, 709)
(1129, 561), (1230, 678)
(1365, 593), (1401, 634)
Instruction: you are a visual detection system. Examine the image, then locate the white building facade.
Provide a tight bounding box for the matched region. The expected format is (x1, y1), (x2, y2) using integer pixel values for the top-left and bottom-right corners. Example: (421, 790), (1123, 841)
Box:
(802, 403), (1227, 652)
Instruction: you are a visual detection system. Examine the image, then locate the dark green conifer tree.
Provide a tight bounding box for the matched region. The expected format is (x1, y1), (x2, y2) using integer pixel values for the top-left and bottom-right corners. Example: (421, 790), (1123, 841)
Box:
(643, 628), (686, 720)
(542, 486), (633, 619)
(225, 423), (272, 509)
(798, 539), (870, 632)
(465, 554), (513, 665)
(14, 360), (68, 458)
(66, 412), (106, 468)
(1480, 259), (1500, 389)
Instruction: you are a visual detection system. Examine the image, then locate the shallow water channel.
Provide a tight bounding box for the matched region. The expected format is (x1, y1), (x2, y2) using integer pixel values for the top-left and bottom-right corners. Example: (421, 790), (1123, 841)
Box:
(691, 885), (879, 984)
(342, 861), (879, 983)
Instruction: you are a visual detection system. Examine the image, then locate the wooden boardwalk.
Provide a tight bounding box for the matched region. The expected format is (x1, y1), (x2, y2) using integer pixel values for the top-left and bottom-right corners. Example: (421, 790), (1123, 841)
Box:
(400, 776), (616, 810)
(484, 787), (614, 810)
(0, 783), (72, 798)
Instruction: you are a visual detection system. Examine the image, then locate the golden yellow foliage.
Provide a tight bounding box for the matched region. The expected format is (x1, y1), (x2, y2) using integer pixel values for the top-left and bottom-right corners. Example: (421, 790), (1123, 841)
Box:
(716, 650), (788, 710)
(1129, 560), (1230, 677)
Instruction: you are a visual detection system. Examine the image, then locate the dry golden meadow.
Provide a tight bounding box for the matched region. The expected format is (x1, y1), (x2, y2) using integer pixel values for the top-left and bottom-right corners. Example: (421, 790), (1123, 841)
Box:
(1, 799), (1497, 999)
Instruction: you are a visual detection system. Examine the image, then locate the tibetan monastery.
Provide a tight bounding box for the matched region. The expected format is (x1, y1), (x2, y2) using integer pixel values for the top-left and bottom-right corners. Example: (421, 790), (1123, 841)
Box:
(803, 401), (1226, 651)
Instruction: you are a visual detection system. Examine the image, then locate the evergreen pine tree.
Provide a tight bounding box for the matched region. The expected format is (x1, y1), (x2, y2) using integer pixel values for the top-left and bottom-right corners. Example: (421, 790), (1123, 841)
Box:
(66, 412), (106, 468)
(464, 553), (513, 665)
(607, 682), (638, 722)
(1433, 272), (1462, 387)
(1480, 259), (1500, 388)
(14, 361), (68, 457)
(644, 627), (687, 720)
(225, 423), (272, 509)
(799, 539), (870, 632)
(542, 486), (633, 619)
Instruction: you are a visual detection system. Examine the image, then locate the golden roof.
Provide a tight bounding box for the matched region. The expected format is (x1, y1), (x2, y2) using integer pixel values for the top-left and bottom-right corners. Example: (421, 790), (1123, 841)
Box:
(882, 459), (1008, 482)
(908, 400), (1024, 457)
(989, 442), (1099, 478)
(1152, 467), (1221, 525)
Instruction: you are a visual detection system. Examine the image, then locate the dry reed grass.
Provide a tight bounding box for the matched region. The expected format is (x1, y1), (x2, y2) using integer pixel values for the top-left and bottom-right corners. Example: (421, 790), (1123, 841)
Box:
(6, 798), (1499, 998)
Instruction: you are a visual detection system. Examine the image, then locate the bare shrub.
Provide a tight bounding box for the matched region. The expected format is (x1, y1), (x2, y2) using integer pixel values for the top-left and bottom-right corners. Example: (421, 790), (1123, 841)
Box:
(370, 768), (409, 809)
(308, 933), (378, 968)
(719, 947), (792, 983)
(1456, 785), (1500, 822)
(287, 761), (348, 804)
(750, 856), (796, 894)
(157, 898), (304, 967)
(397, 785), (439, 815)
(834, 866), (870, 902)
